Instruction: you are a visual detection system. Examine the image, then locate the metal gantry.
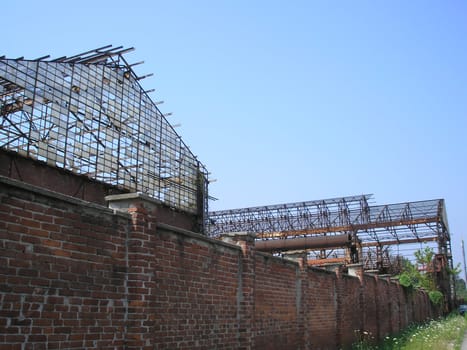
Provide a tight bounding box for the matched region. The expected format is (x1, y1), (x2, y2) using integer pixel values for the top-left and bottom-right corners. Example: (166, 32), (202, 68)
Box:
(208, 195), (451, 272)
(209, 194), (372, 238)
(0, 46), (209, 222)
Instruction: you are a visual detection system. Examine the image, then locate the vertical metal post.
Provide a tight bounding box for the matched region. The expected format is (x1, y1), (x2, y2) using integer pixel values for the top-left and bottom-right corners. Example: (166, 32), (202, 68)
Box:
(463, 240), (467, 284)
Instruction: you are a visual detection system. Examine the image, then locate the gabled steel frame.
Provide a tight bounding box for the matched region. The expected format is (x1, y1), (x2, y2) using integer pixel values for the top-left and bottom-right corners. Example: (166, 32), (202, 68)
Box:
(0, 46), (209, 228)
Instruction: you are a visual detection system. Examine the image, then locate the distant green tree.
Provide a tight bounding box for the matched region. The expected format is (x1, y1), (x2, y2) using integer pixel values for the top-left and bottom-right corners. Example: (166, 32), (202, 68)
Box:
(455, 277), (467, 301)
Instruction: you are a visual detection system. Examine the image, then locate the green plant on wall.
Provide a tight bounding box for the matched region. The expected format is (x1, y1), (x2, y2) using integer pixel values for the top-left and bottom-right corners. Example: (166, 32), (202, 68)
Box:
(397, 246), (444, 305)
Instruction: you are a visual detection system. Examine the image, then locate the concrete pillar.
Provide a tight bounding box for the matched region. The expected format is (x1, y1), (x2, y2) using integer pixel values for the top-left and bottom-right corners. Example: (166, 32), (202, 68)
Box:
(106, 192), (161, 212)
(283, 251), (308, 268)
(347, 263), (364, 282)
(323, 263), (344, 277)
(106, 192), (198, 232)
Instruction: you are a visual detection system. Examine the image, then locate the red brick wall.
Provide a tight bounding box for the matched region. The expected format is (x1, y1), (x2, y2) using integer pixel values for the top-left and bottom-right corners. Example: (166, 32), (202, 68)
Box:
(388, 281), (401, 335)
(0, 150), (200, 232)
(307, 268), (338, 349)
(253, 254), (301, 349)
(0, 177), (129, 349)
(337, 275), (364, 346)
(0, 149), (126, 206)
(399, 286), (409, 329)
(362, 275), (378, 342)
(376, 278), (392, 338)
(144, 223), (242, 349)
(0, 175), (443, 349)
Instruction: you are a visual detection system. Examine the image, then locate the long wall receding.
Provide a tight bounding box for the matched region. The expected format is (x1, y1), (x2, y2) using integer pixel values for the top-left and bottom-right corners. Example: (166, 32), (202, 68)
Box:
(0, 174), (441, 349)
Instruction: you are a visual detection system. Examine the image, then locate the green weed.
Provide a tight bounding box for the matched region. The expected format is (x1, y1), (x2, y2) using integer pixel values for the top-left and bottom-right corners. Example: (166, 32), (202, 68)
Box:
(352, 314), (466, 350)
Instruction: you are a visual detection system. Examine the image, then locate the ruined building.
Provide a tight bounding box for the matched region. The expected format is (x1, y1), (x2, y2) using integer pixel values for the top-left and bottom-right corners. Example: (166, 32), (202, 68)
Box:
(0, 46), (449, 349)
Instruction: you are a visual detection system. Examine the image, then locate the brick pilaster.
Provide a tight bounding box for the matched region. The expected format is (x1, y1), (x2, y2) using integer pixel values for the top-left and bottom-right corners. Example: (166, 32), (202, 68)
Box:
(221, 232), (256, 350)
(107, 193), (157, 350)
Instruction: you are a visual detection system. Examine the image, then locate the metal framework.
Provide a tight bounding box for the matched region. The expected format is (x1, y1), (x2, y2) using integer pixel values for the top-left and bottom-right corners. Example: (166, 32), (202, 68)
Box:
(0, 45), (209, 220)
(208, 195), (451, 272)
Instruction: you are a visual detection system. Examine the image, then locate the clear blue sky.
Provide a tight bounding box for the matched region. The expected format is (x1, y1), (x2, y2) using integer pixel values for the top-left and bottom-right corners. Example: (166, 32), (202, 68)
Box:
(3, 1), (467, 271)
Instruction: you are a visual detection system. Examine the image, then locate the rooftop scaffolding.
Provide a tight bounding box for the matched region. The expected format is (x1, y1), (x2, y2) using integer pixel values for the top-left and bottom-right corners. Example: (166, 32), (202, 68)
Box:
(208, 195), (451, 272)
(0, 46), (209, 228)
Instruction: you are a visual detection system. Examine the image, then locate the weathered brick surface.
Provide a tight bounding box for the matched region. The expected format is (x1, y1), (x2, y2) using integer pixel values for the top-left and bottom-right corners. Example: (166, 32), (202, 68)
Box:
(388, 281), (401, 335)
(306, 268), (338, 349)
(148, 227), (241, 349)
(375, 277), (391, 338)
(0, 149), (126, 206)
(337, 275), (363, 347)
(362, 276), (378, 342)
(0, 178), (129, 349)
(253, 254), (301, 350)
(0, 175), (442, 349)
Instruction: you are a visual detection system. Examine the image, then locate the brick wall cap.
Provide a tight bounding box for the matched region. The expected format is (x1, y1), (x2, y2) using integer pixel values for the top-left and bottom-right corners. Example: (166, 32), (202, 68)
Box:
(106, 192), (169, 215)
(106, 192), (163, 208)
(256, 251), (301, 268)
(157, 222), (242, 252)
(347, 263), (364, 268)
(219, 231), (256, 243)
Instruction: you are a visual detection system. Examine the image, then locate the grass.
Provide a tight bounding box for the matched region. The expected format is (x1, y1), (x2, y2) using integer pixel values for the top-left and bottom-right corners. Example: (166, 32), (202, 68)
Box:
(352, 314), (467, 350)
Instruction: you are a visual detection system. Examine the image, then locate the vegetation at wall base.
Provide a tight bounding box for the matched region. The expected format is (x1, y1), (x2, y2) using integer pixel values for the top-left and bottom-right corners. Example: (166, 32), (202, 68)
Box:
(351, 314), (467, 349)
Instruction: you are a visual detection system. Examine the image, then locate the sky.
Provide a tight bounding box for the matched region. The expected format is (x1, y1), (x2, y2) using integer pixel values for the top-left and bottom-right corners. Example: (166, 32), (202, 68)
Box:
(2, 1), (467, 272)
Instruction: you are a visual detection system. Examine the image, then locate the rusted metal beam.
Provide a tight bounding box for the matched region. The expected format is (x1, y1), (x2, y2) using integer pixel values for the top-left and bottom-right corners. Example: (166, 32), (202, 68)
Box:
(257, 217), (440, 239)
(255, 234), (352, 252)
(307, 257), (348, 266)
(361, 236), (438, 247)
(283, 236), (438, 254)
